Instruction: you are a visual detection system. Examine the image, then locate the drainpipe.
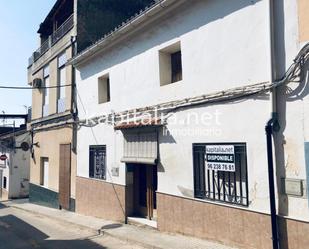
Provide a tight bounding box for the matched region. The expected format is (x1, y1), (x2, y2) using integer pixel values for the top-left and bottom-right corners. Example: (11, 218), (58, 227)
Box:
(266, 0), (280, 249)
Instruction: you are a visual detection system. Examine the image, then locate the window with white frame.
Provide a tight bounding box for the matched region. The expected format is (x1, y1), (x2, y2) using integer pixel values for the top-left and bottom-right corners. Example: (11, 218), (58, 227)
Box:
(57, 52), (67, 113)
(98, 74), (110, 104)
(159, 41), (183, 86)
(42, 65), (49, 117)
(40, 157), (49, 188)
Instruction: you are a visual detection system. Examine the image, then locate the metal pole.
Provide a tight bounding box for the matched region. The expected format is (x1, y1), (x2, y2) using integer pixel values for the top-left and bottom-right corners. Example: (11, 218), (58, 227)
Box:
(265, 119), (279, 249)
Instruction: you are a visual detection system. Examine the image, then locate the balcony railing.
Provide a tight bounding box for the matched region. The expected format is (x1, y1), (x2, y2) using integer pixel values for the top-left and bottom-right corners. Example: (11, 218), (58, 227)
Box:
(28, 14), (74, 67)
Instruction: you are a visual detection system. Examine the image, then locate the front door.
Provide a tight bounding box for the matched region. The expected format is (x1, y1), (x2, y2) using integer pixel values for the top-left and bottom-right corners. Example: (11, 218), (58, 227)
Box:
(133, 164), (157, 220)
(59, 144), (71, 210)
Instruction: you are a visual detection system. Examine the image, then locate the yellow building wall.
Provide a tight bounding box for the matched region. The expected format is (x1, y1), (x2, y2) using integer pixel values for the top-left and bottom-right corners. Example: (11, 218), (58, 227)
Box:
(298, 0), (309, 42)
(30, 126), (76, 198)
(29, 46), (73, 120)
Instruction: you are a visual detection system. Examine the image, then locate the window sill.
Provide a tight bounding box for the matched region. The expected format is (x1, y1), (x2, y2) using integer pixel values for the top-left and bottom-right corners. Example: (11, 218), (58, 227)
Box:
(160, 79), (183, 87)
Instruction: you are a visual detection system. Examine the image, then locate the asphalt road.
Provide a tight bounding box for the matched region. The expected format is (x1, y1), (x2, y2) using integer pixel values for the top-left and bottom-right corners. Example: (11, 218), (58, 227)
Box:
(0, 203), (143, 249)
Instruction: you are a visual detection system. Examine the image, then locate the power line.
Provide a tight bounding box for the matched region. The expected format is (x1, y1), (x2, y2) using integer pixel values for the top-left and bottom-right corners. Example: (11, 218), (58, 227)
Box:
(0, 84), (72, 90)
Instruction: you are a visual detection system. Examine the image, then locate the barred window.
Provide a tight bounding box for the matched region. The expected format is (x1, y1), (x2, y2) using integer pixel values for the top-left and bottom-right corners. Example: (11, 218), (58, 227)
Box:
(193, 143), (249, 206)
(89, 145), (106, 180)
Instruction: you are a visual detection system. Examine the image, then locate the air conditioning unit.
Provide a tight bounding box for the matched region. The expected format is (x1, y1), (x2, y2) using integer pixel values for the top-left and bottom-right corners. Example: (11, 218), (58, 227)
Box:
(32, 78), (42, 88)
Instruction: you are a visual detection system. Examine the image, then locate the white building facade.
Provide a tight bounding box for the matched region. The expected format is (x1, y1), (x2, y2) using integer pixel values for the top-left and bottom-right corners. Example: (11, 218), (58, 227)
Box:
(72, 0), (309, 248)
(0, 130), (30, 200)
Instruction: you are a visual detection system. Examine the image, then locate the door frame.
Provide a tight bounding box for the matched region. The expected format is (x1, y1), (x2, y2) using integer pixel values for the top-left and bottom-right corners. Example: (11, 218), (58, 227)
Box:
(132, 164), (157, 220)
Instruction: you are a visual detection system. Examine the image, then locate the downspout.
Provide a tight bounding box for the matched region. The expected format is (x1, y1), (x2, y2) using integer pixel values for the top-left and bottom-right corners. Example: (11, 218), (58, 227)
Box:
(266, 0), (280, 249)
(71, 36), (78, 153)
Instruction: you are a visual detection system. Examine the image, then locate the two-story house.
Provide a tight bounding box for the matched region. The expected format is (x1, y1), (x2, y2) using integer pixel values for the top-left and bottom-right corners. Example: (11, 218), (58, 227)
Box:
(71, 0), (309, 248)
(27, 0), (154, 211)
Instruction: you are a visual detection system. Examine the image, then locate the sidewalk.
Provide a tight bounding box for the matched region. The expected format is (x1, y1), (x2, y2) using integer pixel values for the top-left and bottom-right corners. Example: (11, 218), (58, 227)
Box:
(3, 199), (237, 249)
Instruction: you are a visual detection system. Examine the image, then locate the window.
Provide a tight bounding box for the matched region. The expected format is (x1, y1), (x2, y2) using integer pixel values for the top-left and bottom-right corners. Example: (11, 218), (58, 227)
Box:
(159, 42), (182, 86)
(193, 143), (249, 206)
(42, 65), (50, 117)
(40, 158), (49, 188)
(3, 176), (7, 189)
(57, 52), (67, 113)
(89, 145), (106, 180)
(171, 51), (182, 83)
(98, 75), (110, 104)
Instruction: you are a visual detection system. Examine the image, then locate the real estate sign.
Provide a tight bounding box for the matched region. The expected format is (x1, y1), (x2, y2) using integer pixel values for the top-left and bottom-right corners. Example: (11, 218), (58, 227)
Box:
(205, 145), (235, 172)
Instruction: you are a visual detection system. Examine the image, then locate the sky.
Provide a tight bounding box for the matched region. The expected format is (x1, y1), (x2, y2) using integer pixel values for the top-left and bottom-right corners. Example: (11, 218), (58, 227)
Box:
(0, 0), (56, 115)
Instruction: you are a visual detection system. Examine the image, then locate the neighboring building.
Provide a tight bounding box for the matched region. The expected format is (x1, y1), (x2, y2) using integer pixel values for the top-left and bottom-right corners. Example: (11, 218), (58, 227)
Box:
(27, 0), (155, 211)
(71, 0), (309, 248)
(0, 123), (30, 201)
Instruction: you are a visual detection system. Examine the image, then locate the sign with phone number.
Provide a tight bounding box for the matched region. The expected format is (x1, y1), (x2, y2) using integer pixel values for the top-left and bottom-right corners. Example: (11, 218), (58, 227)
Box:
(205, 145), (235, 172)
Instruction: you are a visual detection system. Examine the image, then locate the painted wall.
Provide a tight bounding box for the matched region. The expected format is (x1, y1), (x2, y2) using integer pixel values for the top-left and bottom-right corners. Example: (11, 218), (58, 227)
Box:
(77, 0), (270, 119)
(8, 132), (30, 198)
(0, 150), (10, 200)
(76, 0), (272, 209)
(30, 127), (76, 198)
(29, 46), (74, 121)
(75, 0), (309, 223)
(298, 0), (309, 42)
(0, 132), (30, 200)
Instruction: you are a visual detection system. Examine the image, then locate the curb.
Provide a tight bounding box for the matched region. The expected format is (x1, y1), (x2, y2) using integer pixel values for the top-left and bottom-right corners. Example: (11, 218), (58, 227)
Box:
(8, 204), (164, 249)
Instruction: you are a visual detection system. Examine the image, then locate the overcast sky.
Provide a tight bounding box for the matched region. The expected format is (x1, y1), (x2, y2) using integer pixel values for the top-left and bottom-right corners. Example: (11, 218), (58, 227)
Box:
(0, 0), (56, 115)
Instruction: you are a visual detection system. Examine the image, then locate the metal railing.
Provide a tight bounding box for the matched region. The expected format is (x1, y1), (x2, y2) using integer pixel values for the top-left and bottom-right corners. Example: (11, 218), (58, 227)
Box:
(193, 143), (249, 207)
(51, 15), (74, 45)
(28, 14), (74, 66)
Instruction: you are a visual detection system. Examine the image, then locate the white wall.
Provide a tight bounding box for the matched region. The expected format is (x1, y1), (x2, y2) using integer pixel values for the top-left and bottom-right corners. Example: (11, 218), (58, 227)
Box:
(0, 150), (10, 196)
(0, 132), (30, 199)
(272, 0), (309, 221)
(76, 0), (270, 119)
(8, 132), (30, 198)
(75, 0), (309, 220)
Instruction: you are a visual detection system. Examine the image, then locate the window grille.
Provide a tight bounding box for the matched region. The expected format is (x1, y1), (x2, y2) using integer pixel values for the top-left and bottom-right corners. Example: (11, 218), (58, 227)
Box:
(193, 143), (249, 206)
(89, 145), (106, 180)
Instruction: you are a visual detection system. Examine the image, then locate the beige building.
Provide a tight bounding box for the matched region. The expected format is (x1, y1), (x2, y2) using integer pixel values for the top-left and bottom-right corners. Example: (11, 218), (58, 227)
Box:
(27, 0), (156, 210)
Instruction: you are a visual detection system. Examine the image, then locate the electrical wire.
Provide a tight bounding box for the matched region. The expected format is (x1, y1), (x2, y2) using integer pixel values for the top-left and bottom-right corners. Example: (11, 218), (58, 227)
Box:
(0, 84), (72, 90)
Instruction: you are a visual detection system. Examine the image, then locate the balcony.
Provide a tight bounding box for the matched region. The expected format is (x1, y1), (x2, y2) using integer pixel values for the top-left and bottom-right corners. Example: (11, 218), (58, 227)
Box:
(28, 14), (74, 67)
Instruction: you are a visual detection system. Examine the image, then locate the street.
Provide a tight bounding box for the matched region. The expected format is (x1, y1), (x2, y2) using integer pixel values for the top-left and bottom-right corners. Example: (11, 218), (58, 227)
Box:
(0, 203), (143, 249)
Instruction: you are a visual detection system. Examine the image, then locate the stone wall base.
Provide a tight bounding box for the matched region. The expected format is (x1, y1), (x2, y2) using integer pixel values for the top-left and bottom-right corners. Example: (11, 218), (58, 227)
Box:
(157, 192), (309, 249)
(75, 177), (126, 222)
(29, 183), (75, 211)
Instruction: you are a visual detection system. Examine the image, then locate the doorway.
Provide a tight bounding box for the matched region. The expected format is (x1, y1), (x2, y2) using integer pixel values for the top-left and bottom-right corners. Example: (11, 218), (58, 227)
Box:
(130, 164), (157, 220)
(59, 144), (71, 210)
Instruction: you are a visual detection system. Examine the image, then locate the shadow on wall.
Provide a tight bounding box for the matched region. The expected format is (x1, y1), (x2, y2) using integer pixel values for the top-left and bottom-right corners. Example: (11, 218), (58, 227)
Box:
(80, 0), (261, 80)
(0, 214), (106, 249)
